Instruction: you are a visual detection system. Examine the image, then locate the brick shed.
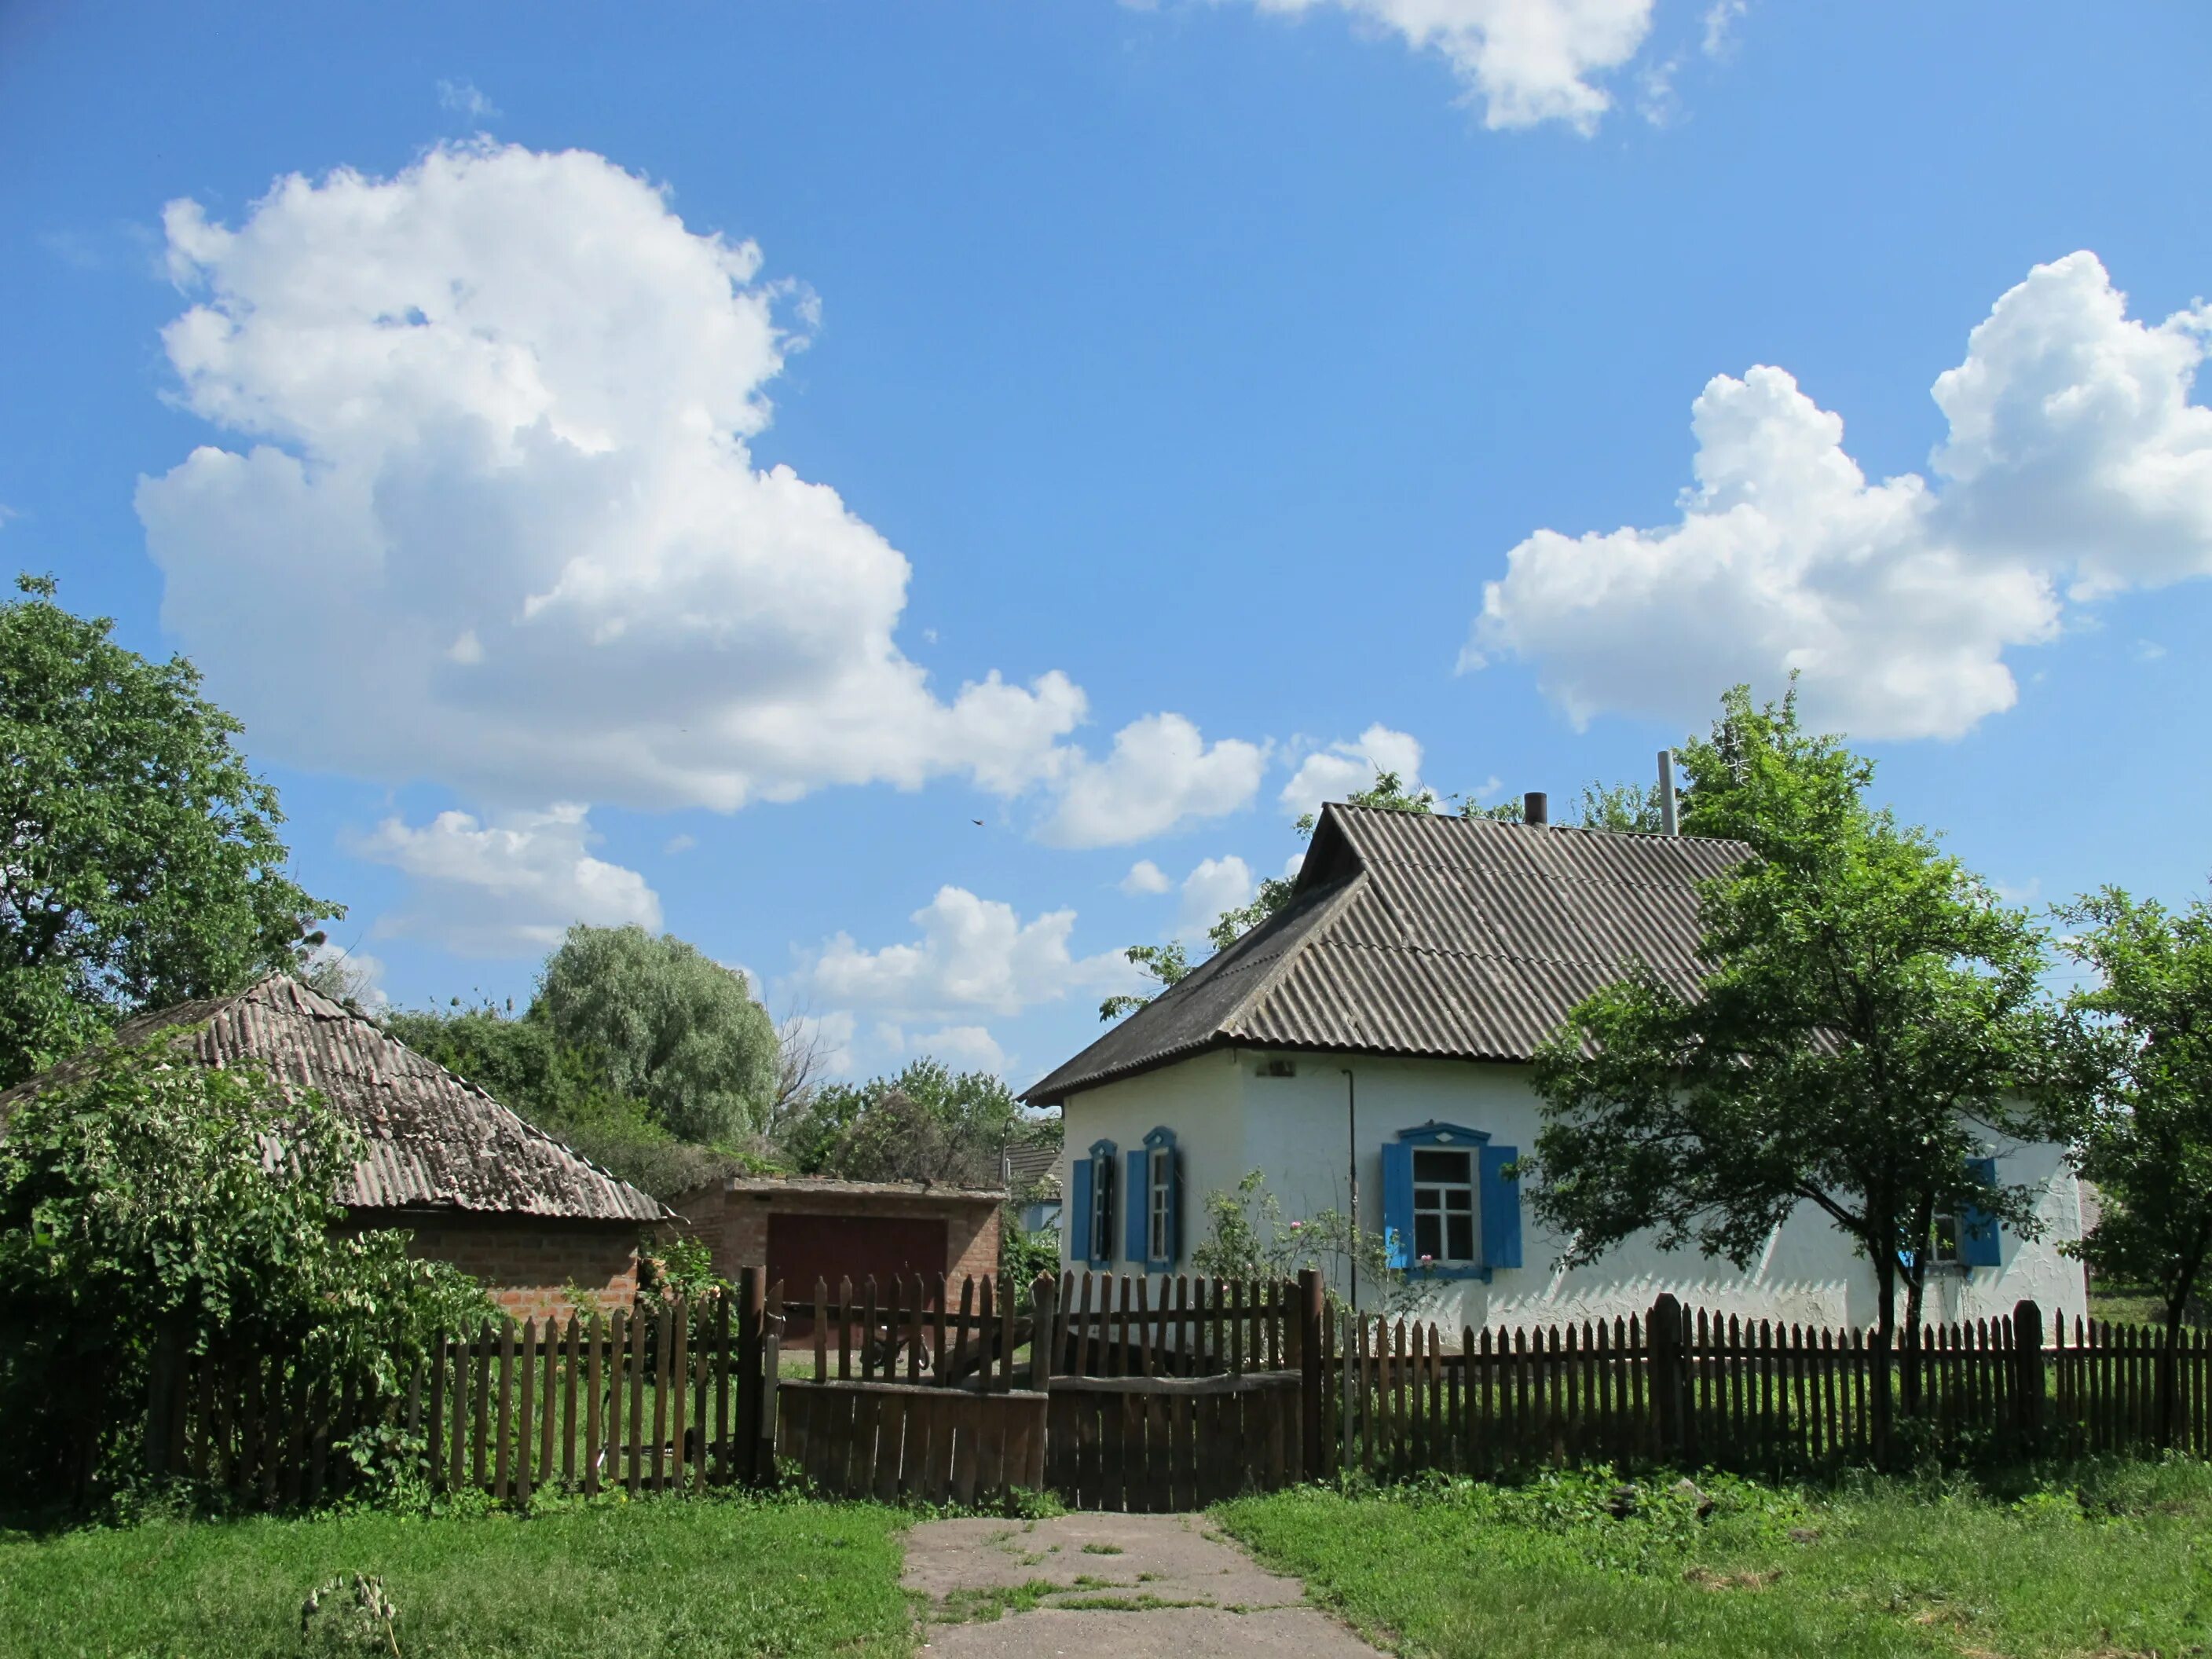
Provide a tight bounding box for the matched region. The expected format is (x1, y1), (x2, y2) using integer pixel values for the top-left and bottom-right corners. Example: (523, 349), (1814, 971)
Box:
(672, 1176), (1004, 1307)
(0, 976), (668, 1324)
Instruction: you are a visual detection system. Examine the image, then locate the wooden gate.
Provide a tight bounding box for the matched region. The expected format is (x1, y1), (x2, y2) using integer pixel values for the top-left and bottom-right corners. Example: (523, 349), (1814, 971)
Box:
(767, 1269), (1325, 1512)
(1046, 1370), (1301, 1511)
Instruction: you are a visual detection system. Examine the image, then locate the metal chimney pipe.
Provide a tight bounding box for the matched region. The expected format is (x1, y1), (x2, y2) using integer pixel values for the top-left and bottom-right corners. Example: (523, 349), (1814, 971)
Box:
(1657, 751), (1679, 836)
(1524, 790), (1548, 826)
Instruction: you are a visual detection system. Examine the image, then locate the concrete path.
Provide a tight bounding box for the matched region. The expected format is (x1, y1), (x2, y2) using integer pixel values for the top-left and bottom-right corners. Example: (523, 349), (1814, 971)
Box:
(903, 1512), (1386, 1657)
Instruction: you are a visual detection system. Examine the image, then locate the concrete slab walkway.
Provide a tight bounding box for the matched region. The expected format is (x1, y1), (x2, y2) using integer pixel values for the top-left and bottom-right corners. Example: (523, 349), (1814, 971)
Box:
(903, 1512), (1386, 1657)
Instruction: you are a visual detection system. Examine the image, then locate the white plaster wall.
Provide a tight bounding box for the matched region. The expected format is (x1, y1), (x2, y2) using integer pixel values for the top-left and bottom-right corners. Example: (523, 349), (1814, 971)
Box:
(1061, 1047), (2088, 1336)
(1058, 1049), (1244, 1273)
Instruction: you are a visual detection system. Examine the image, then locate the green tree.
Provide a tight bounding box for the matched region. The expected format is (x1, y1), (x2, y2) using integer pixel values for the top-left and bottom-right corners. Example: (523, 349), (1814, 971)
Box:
(0, 1032), (485, 1500)
(1525, 686), (2056, 1438)
(0, 574), (339, 1086)
(1100, 767), (1653, 1021)
(381, 1001), (750, 1200)
(534, 924), (778, 1144)
(784, 1057), (1046, 1188)
(2053, 887), (2212, 1445)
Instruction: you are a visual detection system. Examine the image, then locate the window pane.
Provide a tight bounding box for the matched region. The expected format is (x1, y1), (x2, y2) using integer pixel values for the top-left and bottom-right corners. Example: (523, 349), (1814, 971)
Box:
(1413, 1149), (1471, 1183)
(1448, 1216), (1475, 1262)
(1415, 1186), (1440, 1210)
(1414, 1215), (1442, 1260)
(1445, 1189), (1472, 1211)
(1934, 1217), (1959, 1261)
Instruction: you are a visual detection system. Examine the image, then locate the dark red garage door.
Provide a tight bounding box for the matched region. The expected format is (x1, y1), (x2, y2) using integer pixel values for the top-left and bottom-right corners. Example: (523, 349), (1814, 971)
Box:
(768, 1212), (947, 1332)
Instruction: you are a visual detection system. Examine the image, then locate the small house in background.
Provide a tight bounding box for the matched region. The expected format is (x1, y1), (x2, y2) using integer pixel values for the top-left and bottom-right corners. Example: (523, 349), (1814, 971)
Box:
(671, 1174), (1002, 1316)
(0, 976), (668, 1322)
(1002, 1140), (1062, 1235)
(1025, 800), (2089, 1335)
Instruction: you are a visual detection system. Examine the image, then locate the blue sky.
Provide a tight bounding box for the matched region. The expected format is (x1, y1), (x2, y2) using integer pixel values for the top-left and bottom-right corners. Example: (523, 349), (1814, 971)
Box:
(5, 1), (2210, 1090)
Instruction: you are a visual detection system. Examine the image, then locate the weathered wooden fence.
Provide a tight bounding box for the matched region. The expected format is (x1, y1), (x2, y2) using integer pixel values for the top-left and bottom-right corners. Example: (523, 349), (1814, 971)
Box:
(1324, 1295), (2212, 1480)
(145, 1287), (777, 1506)
(771, 1270), (1313, 1510)
(140, 1273), (2212, 1513)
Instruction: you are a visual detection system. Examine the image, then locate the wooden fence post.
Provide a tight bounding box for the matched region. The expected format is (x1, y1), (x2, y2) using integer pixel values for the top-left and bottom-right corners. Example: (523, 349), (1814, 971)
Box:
(1029, 1273), (1057, 1391)
(1650, 1295), (1684, 1463)
(735, 1265), (766, 1488)
(1298, 1269), (1325, 1479)
(2013, 1300), (2045, 1456)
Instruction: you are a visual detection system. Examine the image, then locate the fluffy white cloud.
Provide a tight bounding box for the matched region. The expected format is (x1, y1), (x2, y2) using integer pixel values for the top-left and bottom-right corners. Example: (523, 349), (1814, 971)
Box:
(135, 143), (1098, 815)
(1039, 714), (1266, 848)
(1230, 0), (1656, 131)
(1176, 855), (1255, 940)
(800, 886), (1140, 1020)
(914, 1024), (1009, 1075)
(1277, 723), (1425, 821)
(350, 802), (661, 956)
(1471, 253), (2212, 742)
(1120, 859), (1173, 895)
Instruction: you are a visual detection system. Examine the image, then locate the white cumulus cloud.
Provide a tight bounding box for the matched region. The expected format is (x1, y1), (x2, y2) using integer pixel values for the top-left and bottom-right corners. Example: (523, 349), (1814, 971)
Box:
(1039, 713), (1266, 848)
(1176, 855), (1256, 940)
(1228, 0), (1657, 131)
(350, 802), (661, 956)
(1471, 253), (2212, 742)
(1120, 859), (1173, 895)
(133, 143), (1102, 815)
(914, 1024), (1009, 1075)
(1277, 723), (1425, 821)
(800, 886), (1141, 1021)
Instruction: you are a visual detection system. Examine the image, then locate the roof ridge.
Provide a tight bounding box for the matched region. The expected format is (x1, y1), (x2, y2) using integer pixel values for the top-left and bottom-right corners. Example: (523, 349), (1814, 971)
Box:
(1326, 799), (1751, 850)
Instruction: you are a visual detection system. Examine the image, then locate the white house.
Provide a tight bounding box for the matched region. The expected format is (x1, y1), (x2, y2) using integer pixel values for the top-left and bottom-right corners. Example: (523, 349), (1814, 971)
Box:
(1023, 802), (2087, 1335)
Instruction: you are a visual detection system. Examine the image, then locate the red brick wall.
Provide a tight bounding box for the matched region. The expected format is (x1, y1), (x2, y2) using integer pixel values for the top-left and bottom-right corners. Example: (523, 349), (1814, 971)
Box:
(355, 1212), (643, 1324)
(670, 1186), (1002, 1290)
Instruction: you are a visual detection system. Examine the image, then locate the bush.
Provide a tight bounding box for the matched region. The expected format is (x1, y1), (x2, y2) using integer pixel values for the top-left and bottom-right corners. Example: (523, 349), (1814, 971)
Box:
(0, 1031), (488, 1506)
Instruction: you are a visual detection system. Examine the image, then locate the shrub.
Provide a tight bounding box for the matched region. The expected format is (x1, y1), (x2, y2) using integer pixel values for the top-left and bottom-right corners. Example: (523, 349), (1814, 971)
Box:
(0, 1031), (488, 1505)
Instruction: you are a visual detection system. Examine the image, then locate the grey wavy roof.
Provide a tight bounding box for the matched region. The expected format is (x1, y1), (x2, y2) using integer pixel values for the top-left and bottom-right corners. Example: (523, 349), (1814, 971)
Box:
(0, 976), (667, 1224)
(1023, 804), (1752, 1104)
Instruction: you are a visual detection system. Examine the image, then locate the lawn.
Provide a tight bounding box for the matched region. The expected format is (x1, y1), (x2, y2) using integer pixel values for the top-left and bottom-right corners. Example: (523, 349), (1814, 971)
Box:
(1216, 1460), (2212, 1657)
(0, 1493), (913, 1659)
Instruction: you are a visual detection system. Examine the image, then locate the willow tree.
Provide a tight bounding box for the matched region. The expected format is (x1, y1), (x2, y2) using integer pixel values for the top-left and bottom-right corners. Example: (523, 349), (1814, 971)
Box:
(1526, 686), (2057, 1439)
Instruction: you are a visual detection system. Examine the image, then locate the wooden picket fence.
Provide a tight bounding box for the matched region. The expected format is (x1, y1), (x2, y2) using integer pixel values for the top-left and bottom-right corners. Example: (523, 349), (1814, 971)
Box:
(138, 1275), (2212, 1514)
(145, 1293), (776, 1506)
(1324, 1296), (2212, 1480)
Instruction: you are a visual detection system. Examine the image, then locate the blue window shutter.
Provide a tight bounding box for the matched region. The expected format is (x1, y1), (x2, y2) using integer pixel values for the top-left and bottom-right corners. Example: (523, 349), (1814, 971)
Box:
(1069, 1158), (1093, 1266)
(1381, 1140), (1413, 1270)
(1480, 1144), (1523, 1270)
(1126, 1149), (1148, 1265)
(1960, 1155), (2002, 1267)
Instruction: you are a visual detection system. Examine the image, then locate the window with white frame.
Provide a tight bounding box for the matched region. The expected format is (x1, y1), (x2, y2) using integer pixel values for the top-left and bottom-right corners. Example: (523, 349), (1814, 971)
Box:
(1928, 1212), (1964, 1266)
(1148, 1143), (1174, 1262)
(1412, 1146), (1478, 1265)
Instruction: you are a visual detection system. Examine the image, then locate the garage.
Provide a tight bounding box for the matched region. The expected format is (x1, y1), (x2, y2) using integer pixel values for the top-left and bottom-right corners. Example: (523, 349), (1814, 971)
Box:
(668, 1174), (1005, 1330)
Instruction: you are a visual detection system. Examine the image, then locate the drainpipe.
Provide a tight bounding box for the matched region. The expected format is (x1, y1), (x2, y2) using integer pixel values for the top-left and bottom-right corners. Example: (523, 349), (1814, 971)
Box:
(1343, 1068), (1359, 1313)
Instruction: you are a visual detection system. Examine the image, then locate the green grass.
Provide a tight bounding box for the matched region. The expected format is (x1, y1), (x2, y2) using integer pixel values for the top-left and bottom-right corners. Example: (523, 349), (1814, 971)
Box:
(1216, 1461), (2212, 1657)
(0, 1493), (913, 1658)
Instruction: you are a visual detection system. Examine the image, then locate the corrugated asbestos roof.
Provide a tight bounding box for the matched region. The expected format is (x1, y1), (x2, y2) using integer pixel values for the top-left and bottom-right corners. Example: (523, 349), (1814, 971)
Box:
(1022, 804), (1752, 1104)
(0, 976), (667, 1223)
